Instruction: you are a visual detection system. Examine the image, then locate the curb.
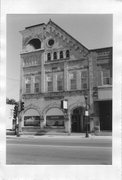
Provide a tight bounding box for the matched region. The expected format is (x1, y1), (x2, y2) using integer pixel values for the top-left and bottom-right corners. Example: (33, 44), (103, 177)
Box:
(6, 134), (112, 139)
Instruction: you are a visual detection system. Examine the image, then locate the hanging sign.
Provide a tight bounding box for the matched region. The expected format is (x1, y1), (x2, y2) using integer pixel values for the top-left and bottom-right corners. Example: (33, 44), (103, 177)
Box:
(85, 110), (89, 116)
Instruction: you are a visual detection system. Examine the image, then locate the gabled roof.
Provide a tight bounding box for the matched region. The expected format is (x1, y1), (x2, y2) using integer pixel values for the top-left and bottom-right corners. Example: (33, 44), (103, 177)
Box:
(47, 19), (89, 53)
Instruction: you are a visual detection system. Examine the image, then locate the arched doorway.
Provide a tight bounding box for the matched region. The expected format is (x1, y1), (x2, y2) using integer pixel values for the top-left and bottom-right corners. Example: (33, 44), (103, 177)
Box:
(23, 108), (41, 127)
(71, 107), (84, 132)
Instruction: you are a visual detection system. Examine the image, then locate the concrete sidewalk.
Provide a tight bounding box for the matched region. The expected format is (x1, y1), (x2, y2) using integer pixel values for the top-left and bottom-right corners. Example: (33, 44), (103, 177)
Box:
(6, 129), (112, 137)
(6, 132), (112, 140)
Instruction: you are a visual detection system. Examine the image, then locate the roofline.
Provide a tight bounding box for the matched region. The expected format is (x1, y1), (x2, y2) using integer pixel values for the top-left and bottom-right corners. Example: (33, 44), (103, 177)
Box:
(25, 23), (45, 29)
(48, 20), (89, 52)
(90, 47), (112, 51)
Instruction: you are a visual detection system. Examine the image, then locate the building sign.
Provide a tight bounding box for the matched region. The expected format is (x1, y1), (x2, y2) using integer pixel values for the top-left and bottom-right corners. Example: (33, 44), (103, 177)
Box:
(46, 116), (64, 126)
(63, 100), (68, 109)
(85, 110), (89, 116)
(24, 116), (40, 126)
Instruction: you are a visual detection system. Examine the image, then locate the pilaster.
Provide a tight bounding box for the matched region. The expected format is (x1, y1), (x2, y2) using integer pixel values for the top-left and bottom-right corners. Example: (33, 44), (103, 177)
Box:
(53, 73), (57, 91)
(64, 61), (68, 91)
(41, 53), (45, 92)
(77, 70), (81, 90)
(88, 52), (97, 114)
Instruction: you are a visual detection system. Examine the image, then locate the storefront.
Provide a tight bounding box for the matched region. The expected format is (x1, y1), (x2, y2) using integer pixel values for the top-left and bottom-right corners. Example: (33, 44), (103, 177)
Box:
(45, 107), (65, 130)
(22, 108), (41, 127)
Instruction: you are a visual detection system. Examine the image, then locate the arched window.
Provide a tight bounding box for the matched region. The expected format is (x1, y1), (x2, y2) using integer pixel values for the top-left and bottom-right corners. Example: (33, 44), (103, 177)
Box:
(60, 51), (63, 59)
(47, 53), (51, 61)
(26, 38), (41, 51)
(53, 52), (57, 60)
(66, 50), (70, 58)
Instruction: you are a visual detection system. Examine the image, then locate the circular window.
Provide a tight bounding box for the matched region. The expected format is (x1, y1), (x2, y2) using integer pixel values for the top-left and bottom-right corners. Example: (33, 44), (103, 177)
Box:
(48, 39), (54, 46)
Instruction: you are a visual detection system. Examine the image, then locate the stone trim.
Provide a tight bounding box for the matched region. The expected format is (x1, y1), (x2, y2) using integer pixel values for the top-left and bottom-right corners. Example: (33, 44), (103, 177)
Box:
(69, 101), (86, 115)
(23, 104), (42, 117)
(42, 102), (62, 116)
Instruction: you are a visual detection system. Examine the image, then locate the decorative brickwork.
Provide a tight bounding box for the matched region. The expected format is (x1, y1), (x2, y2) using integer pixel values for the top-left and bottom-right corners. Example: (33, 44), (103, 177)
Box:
(19, 20), (112, 133)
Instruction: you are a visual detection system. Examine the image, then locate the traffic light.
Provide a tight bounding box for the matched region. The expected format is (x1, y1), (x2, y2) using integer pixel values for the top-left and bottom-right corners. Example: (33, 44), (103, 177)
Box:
(21, 101), (24, 111)
(13, 105), (18, 119)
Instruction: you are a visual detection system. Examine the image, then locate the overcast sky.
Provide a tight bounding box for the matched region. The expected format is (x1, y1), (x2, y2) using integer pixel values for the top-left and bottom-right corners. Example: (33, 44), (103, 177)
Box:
(7, 14), (112, 101)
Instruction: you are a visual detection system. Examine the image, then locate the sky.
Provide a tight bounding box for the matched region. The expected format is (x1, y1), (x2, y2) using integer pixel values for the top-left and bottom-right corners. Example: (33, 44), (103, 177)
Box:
(7, 14), (112, 101)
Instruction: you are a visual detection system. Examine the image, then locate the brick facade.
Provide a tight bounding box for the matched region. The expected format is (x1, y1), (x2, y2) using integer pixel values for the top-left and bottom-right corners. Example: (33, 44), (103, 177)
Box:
(19, 20), (112, 134)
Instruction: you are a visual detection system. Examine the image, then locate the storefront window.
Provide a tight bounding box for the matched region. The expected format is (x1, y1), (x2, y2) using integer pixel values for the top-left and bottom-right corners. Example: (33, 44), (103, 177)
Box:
(24, 116), (40, 126)
(46, 116), (64, 126)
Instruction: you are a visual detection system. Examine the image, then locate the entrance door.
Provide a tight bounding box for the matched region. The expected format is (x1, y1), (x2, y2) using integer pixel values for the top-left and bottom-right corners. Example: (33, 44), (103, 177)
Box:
(71, 107), (83, 132)
(99, 101), (112, 131)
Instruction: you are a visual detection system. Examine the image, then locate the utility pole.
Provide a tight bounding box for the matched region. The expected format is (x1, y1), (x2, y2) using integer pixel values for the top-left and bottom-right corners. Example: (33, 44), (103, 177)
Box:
(61, 99), (70, 134)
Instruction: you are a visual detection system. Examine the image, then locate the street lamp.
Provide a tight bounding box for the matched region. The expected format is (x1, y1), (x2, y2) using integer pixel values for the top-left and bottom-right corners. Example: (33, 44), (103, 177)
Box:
(61, 99), (70, 134)
(85, 96), (89, 138)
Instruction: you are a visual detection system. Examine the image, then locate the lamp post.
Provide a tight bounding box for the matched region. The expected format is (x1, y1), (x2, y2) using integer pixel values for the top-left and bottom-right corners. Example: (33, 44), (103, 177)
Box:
(61, 99), (70, 134)
(85, 96), (89, 138)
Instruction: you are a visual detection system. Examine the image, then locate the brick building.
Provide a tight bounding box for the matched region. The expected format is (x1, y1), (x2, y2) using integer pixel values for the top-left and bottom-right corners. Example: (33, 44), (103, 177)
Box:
(19, 20), (112, 134)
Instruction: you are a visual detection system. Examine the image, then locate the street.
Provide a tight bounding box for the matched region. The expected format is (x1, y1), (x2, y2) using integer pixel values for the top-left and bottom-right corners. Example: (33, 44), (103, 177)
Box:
(6, 135), (112, 165)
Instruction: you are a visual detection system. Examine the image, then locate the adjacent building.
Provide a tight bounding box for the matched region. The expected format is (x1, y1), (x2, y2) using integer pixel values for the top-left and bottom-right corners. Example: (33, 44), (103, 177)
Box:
(19, 20), (112, 134)
(6, 104), (15, 130)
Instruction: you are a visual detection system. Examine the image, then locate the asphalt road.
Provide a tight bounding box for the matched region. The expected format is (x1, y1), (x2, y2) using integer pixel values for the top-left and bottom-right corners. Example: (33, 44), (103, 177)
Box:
(6, 136), (112, 165)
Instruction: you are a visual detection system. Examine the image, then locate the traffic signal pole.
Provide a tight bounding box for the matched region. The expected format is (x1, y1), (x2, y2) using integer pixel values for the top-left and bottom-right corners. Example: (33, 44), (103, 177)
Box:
(15, 101), (24, 137)
(61, 99), (70, 135)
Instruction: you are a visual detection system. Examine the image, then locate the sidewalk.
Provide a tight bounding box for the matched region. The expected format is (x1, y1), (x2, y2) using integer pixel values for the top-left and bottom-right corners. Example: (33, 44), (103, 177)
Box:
(6, 130), (112, 139)
(6, 129), (112, 136)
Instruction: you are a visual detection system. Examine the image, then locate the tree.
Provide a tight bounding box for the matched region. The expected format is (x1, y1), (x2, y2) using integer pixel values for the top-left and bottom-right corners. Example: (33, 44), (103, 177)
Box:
(6, 98), (17, 105)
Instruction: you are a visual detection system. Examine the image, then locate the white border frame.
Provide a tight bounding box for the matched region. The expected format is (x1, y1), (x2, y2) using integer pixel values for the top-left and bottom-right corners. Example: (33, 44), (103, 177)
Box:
(0, 0), (122, 180)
